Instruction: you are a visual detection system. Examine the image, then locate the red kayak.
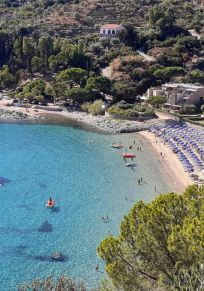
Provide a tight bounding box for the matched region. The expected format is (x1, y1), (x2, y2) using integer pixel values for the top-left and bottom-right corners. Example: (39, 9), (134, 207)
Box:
(122, 153), (136, 159)
(46, 200), (55, 208)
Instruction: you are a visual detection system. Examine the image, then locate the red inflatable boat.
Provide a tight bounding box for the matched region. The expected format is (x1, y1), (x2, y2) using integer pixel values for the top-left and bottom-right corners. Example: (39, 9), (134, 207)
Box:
(121, 153), (136, 159)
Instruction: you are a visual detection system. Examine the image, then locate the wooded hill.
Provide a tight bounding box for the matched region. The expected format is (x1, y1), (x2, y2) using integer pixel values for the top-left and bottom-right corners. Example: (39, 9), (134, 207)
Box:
(0, 0), (204, 38)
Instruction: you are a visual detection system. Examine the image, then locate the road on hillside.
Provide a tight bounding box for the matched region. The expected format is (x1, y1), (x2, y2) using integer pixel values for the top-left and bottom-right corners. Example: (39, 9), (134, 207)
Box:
(137, 50), (155, 62)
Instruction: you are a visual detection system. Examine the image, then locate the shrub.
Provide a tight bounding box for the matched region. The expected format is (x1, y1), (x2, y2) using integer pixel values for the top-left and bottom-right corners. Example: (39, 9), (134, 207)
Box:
(153, 67), (186, 81)
(100, 37), (110, 47)
(87, 100), (104, 116)
(19, 275), (86, 290)
(110, 38), (120, 46)
(85, 76), (112, 94)
(90, 43), (102, 54)
(56, 68), (87, 84)
(181, 104), (196, 114)
(81, 102), (91, 112)
(117, 101), (133, 110)
(0, 65), (15, 89)
(66, 88), (90, 103)
(121, 55), (143, 67)
(108, 103), (155, 118)
(148, 95), (167, 107)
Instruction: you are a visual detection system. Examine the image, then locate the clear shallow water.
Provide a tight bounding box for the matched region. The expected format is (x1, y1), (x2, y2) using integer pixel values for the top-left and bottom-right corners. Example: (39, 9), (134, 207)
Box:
(0, 124), (171, 290)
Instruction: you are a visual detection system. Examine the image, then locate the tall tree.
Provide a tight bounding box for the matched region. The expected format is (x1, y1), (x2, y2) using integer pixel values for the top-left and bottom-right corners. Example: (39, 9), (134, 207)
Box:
(23, 37), (34, 73)
(38, 36), (53, 70)
(98, 185), (204, 290)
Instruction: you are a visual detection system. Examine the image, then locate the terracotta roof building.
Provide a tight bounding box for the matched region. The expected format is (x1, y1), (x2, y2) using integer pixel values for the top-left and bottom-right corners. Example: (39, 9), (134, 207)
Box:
(99, 24), (124, 37)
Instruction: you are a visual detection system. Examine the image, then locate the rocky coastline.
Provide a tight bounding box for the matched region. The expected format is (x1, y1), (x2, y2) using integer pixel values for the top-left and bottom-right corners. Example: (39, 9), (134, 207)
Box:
(0, 106), (163, 133)
(55, 110), (163, 133)
(0, 108), (44, 120)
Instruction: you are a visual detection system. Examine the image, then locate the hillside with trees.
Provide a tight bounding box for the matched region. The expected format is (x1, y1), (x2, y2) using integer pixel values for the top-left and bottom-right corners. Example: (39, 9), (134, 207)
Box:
(1, 0), (204, 111)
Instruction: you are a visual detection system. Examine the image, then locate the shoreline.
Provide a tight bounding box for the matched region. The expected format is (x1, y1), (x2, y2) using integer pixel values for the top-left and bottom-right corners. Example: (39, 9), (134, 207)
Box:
(0, 100), (196, 192)
(0, 100), (161, 133)
(138, 131), (193, 192)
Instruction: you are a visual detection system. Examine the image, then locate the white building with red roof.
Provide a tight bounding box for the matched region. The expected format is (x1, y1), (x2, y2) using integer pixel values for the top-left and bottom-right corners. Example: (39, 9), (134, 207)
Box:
(99, 24), (124, 37)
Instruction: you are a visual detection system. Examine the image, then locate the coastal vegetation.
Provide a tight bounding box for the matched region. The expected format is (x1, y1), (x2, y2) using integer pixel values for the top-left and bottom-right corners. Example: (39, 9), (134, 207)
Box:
(81, 100), (105, 115)
(108, 101), (155, 119)
(98, 184), (204, 290)
(19, 275), (86, 290)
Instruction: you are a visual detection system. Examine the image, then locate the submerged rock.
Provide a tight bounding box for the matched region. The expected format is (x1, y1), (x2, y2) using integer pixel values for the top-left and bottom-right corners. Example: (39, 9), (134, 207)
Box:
(0, 177), (11, 186)
(37, 221), (53, 233)
(51, 252), (65, 261)
(32, 253), (67, 262)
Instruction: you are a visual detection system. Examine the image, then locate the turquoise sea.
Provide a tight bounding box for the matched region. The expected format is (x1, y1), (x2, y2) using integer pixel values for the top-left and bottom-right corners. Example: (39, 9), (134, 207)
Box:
(0, 123), (172, 290)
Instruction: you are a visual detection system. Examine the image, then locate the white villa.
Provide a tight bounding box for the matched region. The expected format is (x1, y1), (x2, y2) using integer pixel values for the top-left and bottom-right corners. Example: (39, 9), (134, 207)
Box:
(144, 83), (204, 110)
(99, 24), (124, 37)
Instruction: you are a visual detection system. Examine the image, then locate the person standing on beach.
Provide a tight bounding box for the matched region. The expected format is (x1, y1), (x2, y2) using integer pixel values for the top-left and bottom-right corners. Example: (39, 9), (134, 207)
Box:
(155, 185), (157, 192)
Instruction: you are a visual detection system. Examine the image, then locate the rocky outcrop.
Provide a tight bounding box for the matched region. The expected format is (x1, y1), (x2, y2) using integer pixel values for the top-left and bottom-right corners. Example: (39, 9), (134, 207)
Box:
(0, 109), (44, 120)
(65, 111), (163, 133)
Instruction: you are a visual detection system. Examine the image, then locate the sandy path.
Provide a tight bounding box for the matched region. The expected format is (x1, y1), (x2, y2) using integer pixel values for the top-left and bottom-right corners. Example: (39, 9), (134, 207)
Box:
(139, 131), (193, 193)
(137, 50), (156, 62)
(102, 66), (112, 78)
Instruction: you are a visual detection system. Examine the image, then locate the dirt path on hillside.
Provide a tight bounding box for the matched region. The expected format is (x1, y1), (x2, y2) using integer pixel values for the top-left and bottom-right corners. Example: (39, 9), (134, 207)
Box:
(102, 66), (112, 78)
(137, 50), (155, 62)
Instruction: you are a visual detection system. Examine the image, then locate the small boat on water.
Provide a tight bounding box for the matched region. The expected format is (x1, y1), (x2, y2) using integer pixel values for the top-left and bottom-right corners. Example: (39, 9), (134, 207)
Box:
(122, 153), (136, 159)
(46, 198), (55, 208)
(110, 143), (123, 149)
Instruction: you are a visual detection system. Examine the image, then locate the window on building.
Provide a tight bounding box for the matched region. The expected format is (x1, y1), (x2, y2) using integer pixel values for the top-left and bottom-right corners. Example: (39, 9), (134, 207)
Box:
(103, 30), (105, 34)
(200, 97), (203, 102)
(108, 30), (111, 34)
(112, 30), (115, 34)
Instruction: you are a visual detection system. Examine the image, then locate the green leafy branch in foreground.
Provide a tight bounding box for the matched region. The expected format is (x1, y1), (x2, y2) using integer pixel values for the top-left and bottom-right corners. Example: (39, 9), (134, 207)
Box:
(97, 185), (204, 290)
(19, 275), (87, 291)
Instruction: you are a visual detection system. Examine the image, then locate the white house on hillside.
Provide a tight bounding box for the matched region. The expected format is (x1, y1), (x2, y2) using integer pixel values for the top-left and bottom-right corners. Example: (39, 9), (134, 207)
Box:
(99, 24), (124, 37)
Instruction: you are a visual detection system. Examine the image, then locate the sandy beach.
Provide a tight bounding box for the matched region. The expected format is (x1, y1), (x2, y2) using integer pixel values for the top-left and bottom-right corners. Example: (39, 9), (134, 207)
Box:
(138, 131), (193, 192)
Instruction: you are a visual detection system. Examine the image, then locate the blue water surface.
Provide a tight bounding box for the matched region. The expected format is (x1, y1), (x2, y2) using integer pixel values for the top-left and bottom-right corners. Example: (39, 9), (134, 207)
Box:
(0, 124), (171, 290)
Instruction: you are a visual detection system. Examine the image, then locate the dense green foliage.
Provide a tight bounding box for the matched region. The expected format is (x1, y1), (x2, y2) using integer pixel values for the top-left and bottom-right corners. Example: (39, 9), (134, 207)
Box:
(19, 275), (86, 290)
(0, 0), (204, 106)
(148, 95), (167, 107)
(98, 185), (204, 290)
(86, 99), (105, 115)
(56, 68), (87, 84)
(181, 104), (196, 114)
(108, 101), (155, 118)
(85, 76), (112, 94)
